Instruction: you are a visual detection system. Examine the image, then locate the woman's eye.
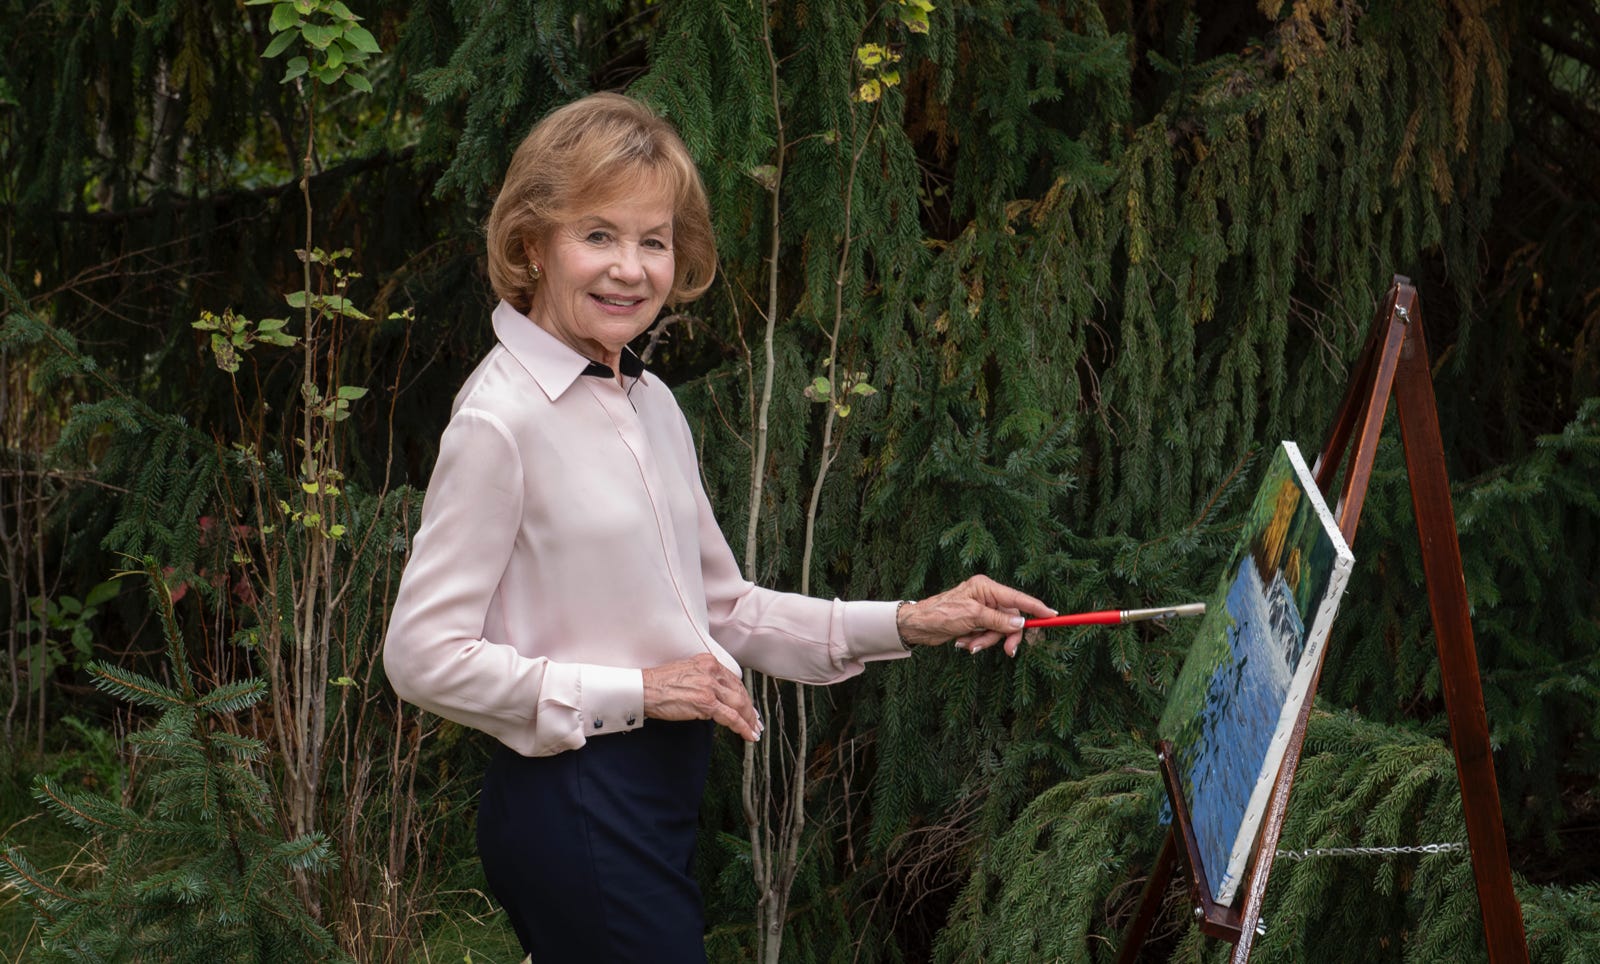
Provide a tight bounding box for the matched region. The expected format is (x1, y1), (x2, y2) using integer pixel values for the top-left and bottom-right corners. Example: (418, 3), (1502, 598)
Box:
(643, 238), (668, 250)
(585, 231), (610, 244)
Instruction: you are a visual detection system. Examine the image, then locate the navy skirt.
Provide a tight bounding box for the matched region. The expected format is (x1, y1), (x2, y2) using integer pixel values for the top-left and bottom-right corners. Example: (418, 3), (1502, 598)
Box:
(476, 720), (714, 961)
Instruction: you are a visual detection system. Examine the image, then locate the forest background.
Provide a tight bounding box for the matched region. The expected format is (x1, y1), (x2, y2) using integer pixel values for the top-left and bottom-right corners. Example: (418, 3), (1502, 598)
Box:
(1, 0), (1598, 960)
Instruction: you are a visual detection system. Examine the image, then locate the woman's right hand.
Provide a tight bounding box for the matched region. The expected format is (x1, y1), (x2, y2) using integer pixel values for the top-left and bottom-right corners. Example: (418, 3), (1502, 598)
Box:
(642, 654), (762, 742)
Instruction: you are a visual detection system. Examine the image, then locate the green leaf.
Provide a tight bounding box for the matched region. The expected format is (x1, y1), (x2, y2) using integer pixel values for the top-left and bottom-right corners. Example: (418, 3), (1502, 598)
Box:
(292, 0), (315, 13)
(301, 23), (337, 48)
(301, 481), (320, 494)
(343, 72), (374, 94)
(285, 290), (308, 308)
(327, 0), (356, 18)
(342, 23), (381, 54)
(336, 385), (368, 400)
(262, 29), (296, 59)
(282, 56), (309, 83)
(269, 3), (298, 33)
(317, 295), (370, 319)
(328, 524), (346, 538)
(258, 317), (287, 332)
(851, 382), (878, 396)
(330, 675), (358, 687)
(323, 42), (345, 69)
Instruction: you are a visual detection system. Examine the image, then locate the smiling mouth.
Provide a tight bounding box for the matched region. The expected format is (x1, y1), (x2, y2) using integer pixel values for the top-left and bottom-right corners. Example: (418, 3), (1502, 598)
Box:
(593, 295), (643, 307)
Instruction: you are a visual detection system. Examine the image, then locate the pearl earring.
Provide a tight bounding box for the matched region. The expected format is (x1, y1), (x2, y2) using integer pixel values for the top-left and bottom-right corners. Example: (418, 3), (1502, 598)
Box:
(528, 261), (543, 282)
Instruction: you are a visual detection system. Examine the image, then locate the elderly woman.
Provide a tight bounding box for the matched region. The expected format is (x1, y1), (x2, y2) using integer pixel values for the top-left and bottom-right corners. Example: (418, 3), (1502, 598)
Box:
(382, 92), (1053, 962)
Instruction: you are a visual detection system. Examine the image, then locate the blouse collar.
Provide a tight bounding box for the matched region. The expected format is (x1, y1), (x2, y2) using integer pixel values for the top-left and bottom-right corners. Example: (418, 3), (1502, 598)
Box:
(491, 300), (649, 401)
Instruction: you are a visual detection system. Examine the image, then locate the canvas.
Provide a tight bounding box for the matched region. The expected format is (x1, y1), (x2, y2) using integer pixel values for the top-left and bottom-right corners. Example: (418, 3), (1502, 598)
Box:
(1157, 441), (1355, 906)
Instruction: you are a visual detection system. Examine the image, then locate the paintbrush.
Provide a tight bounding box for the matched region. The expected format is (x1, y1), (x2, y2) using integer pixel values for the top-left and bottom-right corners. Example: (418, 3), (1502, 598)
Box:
(1023, 602), (1206, 628)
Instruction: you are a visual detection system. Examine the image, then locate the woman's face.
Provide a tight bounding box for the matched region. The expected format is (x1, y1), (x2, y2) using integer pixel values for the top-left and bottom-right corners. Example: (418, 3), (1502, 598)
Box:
(526, 187), (676, 371)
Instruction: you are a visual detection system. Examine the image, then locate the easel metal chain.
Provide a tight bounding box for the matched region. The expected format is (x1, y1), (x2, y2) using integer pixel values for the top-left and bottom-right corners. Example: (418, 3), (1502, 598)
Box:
(1275, 841), (1467, 862)
(1233, 842), (1468, 940)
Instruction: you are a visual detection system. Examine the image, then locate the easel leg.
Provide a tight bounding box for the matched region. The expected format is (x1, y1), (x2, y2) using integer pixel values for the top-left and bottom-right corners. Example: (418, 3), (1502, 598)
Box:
(1392, 300), (1530, 963)
(1115, 830), (1177, 964)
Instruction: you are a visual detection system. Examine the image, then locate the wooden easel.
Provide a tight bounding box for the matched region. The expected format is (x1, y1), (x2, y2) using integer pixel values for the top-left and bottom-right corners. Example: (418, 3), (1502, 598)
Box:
(1116, 277), (1529, 963)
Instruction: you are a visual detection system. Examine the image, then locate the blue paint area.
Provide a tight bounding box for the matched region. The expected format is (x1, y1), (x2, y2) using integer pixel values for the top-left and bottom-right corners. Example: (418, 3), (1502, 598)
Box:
(1183, 556), (1305, 898)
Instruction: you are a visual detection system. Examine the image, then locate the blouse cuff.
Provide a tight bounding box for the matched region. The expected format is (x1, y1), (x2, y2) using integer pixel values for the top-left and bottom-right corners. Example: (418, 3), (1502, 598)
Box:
(579, 664), (646, 737)
(842, 600), (911, 662)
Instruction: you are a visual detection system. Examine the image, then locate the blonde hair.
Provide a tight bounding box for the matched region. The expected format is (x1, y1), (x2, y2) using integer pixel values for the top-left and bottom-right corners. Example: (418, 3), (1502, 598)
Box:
(485, 92), (718, 312)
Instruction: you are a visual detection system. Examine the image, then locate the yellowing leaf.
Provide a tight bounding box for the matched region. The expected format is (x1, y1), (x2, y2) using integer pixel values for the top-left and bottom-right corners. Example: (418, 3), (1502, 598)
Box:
(895, 3), (931, 33)
(748, 164), (778, 192)
(856, 43), (893, 67)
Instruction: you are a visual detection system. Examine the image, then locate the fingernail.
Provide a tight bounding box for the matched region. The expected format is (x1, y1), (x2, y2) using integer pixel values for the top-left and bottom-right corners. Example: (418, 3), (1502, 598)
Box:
(1009, 616), (1025, 629)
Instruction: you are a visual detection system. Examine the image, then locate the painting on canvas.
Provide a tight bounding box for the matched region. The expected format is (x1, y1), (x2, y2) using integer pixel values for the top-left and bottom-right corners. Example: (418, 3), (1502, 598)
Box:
(1157, 441), (1355, 906)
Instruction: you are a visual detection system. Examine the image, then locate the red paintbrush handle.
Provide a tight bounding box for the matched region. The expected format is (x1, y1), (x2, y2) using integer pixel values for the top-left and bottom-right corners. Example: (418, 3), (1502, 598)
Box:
(1022, 603), (1205, 628)
(1023, 610), (1124, 627)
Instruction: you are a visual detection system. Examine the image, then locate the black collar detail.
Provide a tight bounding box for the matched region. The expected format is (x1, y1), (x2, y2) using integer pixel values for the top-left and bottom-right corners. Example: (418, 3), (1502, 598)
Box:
(580, 348), (645, 380)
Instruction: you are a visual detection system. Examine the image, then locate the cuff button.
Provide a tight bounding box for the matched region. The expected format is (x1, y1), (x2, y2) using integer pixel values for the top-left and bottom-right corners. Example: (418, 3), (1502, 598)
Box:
(593, 718), (604, 730)
(626, 714), (637, 726)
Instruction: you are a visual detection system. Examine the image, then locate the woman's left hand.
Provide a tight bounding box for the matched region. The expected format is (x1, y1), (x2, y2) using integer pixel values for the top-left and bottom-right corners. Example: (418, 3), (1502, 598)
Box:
(896, 575), (1055, 657)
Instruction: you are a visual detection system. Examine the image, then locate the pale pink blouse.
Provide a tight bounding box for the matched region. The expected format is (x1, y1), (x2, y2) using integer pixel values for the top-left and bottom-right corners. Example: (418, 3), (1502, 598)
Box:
(382, 301), (907, 756)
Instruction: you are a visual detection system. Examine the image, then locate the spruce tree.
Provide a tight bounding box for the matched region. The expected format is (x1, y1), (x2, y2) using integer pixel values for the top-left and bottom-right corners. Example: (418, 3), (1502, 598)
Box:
(0, 563), (341, 962)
